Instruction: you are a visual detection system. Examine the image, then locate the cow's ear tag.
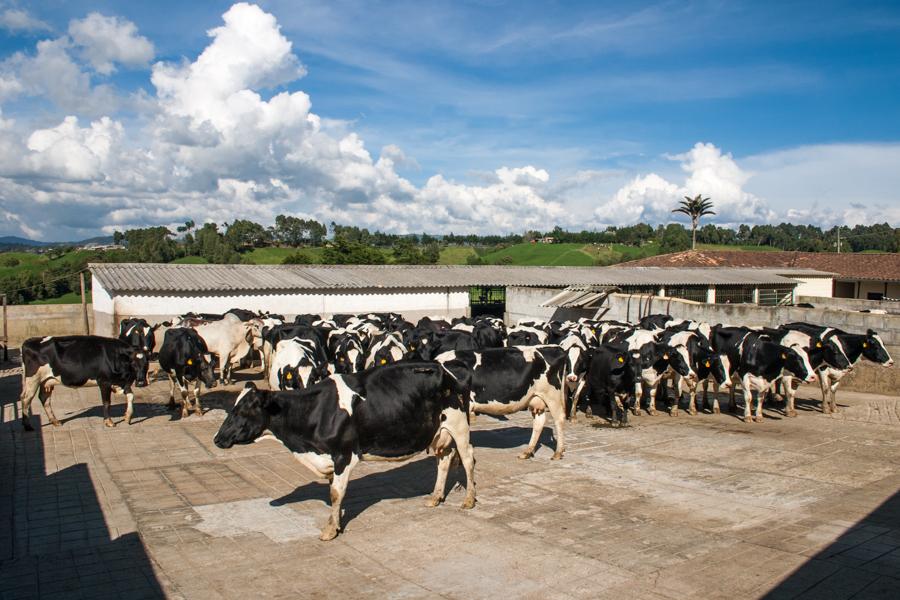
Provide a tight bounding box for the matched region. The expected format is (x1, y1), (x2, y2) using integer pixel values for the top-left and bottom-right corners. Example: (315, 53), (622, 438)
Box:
(863, 342), (868, 348)
(617, 356), (624, 363)
(816, 341), (822, 348)
(409, 345), (415, 350)
(187, 358), (193, 365)
(663, 353), (669, 360)
(286, 372), (292, 379)
(781, 353), (787, 359)
(704, 360), (711, 368)
(380, 358), (387, 365)
(339, 357), (344, 362)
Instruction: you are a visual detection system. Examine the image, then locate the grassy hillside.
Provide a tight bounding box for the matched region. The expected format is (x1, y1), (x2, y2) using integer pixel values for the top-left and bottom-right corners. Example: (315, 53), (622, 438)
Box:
(438, 246), (477, 264)
(478, 243), (595, 266)
(30, 291), (92, 305)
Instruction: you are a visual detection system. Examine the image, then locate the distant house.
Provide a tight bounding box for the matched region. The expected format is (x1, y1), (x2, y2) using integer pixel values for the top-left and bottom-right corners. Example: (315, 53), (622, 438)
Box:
(618, 250), (900, 300)
(538, 236), (555, 244)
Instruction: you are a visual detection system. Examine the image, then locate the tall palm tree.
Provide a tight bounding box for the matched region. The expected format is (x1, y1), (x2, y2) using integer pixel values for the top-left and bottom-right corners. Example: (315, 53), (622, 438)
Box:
(672, 195), (715, 250)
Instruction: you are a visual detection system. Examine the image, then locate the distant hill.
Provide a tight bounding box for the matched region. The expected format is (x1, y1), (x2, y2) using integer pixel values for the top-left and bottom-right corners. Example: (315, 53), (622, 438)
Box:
(0, 234), (114, 251)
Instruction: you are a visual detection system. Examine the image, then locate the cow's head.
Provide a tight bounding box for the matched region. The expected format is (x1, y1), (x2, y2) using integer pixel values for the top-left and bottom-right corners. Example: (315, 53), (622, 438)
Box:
(781, 345), (817, 382)
(696, 351), (728, 386)
(128, 349), (150, 387)
(276, 364), (303, 390)
(369, 341), (403, 368)
(190, 352), (217, 389)
(821, 338), (851, 370)
(862, 329), (893, 366)
(214, 383), (277, 449)
(507, 330), (539, 347)
(334, 339), (365, 374)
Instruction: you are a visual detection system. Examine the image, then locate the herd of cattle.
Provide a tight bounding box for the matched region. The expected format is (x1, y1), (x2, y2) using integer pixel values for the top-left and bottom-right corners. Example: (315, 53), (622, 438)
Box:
(19, 309), (893, 539)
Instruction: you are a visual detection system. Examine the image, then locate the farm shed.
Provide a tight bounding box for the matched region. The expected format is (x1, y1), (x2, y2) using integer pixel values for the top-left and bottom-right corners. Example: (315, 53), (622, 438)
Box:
(619, 249), (896, 300)
(89, 263), (821, 335)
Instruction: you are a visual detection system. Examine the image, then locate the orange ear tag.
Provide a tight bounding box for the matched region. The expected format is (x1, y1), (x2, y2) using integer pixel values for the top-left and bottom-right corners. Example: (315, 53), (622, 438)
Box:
(816, 342), (822, 348)
(704, 360), (711, 368)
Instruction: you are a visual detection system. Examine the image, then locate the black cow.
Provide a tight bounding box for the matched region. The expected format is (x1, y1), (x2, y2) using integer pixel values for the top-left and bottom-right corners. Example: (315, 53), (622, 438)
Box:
(580, 343), (641, 426)
(158, 328), (217, 419)
(472, 321), (505, 349)
(20, 335), (150, 430)
(213, 362), (476, 541)
(435, 346), (571, 460)
(413, 331), (478, 360)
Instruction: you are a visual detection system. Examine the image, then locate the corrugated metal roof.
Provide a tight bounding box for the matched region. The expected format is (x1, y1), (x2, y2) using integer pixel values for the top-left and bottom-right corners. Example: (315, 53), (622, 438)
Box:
(540, 287), (617, 308)
(88, 263), (819, 295)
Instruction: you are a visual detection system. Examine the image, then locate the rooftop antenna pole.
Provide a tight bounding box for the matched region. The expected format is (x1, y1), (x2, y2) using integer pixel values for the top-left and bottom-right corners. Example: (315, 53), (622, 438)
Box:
(837, 228), (841, 254)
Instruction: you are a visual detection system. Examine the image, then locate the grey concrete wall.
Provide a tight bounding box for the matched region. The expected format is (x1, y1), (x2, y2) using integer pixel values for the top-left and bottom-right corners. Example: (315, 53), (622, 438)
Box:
(507, 287), (900, 394)
(3, 304), (94, 345)
(799, 295), (900, 315)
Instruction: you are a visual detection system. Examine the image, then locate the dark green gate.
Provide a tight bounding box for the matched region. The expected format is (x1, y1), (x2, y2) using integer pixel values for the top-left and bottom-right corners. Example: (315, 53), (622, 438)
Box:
(469, 286), (506, 318)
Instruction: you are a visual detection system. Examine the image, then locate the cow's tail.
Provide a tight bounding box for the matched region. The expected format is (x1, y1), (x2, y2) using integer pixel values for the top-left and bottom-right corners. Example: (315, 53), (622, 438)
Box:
(440, 360), (473, 423)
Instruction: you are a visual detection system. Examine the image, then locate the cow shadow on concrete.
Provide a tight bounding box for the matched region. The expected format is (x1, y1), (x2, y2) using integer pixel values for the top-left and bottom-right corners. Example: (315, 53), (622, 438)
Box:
(270, 455), (469, 528)
(0, 371), (167, 598)
(470, 425), (555, 450)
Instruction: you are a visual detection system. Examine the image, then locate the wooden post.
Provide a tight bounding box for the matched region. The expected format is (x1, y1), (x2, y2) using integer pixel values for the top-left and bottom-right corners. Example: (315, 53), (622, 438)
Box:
(1, 294), (7, 362)
(80, 272), (90, 335)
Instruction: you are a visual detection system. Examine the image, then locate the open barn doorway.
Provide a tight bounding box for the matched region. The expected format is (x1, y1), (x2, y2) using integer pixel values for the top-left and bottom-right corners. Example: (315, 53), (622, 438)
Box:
(469, 286), (505, 318)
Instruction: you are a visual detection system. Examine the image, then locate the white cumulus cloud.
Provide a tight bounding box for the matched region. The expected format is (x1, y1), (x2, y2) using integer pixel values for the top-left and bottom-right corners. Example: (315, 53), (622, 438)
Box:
(68, 12), (155, 74)
(0, 8), (51, 33)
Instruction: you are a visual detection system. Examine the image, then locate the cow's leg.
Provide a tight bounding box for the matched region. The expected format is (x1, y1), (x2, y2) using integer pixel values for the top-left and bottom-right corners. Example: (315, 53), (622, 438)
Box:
(754, 384), (767, 422)
(426, 445), (454, 508)
(647, 385), (659, 416)
(20, 374), (42, 431)
(166, 372), (178, 411)
(741, 377), (753, 423)
(828, 380), (840, 414)
(38, 386), (61, 427)
(320, 453), (358, 541)
(192, 379), (203, 416)
(729, 378), (738, 413)
(702, 378), (710, 411)
(783, 375), (797, 417)
(123, 385), (135, 425)
(817, 372), (830, 413)
(439, 406), (476, 509)
(519, 409), (547, 460)
(99, 383), (115, 427)
(546, 392), (566, 460)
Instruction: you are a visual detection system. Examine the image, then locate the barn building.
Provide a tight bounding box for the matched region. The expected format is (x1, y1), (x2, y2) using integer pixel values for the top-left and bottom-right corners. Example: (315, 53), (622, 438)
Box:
(619, 250), (900, 300)
(89, 263), (829, 335)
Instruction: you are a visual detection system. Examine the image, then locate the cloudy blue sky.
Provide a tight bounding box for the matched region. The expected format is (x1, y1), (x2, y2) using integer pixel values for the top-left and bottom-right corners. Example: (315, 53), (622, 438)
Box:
(0, 0), (898, 240)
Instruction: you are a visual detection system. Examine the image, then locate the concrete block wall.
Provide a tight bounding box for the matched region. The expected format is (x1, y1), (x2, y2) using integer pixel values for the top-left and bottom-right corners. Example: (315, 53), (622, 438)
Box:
(3, 304), (94, 345)
(798, 295), (900, 315)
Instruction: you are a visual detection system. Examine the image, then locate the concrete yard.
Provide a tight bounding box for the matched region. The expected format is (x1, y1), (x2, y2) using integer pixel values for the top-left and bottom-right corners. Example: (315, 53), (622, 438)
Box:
(1, 364), (899, 599)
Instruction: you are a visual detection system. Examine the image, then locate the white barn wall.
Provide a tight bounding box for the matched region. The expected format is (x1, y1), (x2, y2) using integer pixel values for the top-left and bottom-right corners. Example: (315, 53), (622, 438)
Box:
(792, 276), (833, 298)
(93, 280), (469, 336)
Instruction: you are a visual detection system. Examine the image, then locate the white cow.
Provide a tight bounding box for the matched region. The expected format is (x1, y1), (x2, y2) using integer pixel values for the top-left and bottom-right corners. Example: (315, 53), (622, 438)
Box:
(191, 314), (254, 384)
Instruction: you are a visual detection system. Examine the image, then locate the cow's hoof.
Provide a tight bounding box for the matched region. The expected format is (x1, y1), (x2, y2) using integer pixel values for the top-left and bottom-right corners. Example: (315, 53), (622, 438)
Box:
(754, 415), (764, 423)
(786, 410), (797, 418)
(319, 526), (339, 541)
(713, 407), (720, 415)
(743, 416), (752, 424)
(50, 418), (61, 427)
(551, 452), (564, 461)
(425, 496), (443, 508)
(517, 451), (534, 460)
(104, 418), (115, 428)
(688, 409), (697, 416)
(461, 496), (476, 510)
(647, 410), (656, 416)
(669, 410), (678, 417)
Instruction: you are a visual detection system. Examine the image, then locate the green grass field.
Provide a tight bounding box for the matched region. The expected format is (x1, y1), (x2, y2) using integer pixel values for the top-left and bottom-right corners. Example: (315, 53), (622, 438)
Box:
(697, 243), (781, 252)
(437, 246), (477, 264)
(169, 255), (209, 264)
(481, 243), (596, 266)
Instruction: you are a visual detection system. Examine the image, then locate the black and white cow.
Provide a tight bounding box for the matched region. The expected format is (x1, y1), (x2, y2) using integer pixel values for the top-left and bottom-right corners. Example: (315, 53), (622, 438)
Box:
(735, 333), (816, 422)
(118, 318), (158, 356)
(213, 362), (476, 541)
(782, 323), (893, 413)
(506, 325), (548, 347)
(20, 335), (149, 430)
(365, 333), (406, 368)
(268, 337), (329, 391)
(158, 328), (217, 419)
(657, 329), (725, 416)
(327, 330), (367, 374)
(580, 343), (641, 426)
(435, 345), (571, 460)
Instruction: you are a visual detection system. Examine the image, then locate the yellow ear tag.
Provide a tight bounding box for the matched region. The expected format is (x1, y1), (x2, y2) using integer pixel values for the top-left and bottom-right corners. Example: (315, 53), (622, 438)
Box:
(781, 353), (787, 359)
(617, 356), (624, 363)
(286, 372), (292, 380)
(663, 353), (669, 360)
(380, 358), (387, 365)
(186, 358), (193, 365)
(704, 360), (711, 368)
(816, 341), (822, 348)
(863, 342), (868, 348)
(339, 357), (344, 362)
(592, 329), (596, 334)
(409, 345), (415, 350)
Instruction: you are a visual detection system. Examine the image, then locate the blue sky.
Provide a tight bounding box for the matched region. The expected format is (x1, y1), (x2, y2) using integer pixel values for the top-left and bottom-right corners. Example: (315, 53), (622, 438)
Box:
(0, 1), (899, 239)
